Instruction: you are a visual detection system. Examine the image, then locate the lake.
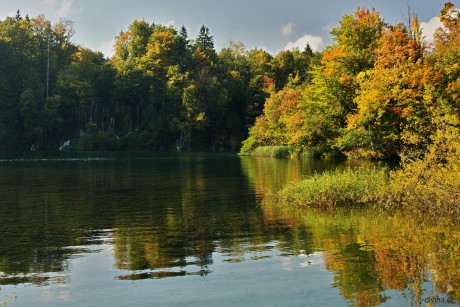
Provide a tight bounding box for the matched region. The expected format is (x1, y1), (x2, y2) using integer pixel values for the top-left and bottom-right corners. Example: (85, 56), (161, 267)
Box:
(0, 152), (458, 306)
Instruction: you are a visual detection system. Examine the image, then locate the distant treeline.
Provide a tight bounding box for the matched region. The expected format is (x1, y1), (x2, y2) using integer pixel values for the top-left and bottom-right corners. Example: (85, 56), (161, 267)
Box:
(0, 3), (458, 159)
(0, 11), (318, 151)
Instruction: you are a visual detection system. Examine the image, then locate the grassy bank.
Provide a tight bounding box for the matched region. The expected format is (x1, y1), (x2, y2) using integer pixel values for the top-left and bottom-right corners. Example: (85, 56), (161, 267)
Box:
(278, 126), (460, 218)
(250, 146), (294, 158)
(240, 145), (324, 159)
(279, 163), (460, 218)
(279, 168), (389, 210)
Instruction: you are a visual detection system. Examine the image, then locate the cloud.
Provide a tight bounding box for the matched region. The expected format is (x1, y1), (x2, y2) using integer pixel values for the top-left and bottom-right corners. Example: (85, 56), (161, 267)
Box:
(258, 46), (276, 55)
(284, 34), (324, 52)
(0, 11), (16, 20)
(57, 0), (73, 18)
(282, 22), (294, 36)
(97, 39), (115, 58)
(165, 19), (175, 27)
(43, 0), (56, 5)
(421, 16), (443, 45)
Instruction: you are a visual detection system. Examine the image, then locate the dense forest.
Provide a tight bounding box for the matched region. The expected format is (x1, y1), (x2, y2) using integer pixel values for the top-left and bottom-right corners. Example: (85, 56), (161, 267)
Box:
(0, 3), (459, 160)
(0, 10), (317, 151)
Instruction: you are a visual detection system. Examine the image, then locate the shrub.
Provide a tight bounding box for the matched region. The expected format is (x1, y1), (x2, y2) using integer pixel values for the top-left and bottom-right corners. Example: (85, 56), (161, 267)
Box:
(239, 134), (258, 156)
(383, 121), (460, 217)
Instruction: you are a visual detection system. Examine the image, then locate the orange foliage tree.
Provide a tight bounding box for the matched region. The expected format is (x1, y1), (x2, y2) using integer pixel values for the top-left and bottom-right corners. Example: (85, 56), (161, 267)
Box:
(340, 18), (436, 159)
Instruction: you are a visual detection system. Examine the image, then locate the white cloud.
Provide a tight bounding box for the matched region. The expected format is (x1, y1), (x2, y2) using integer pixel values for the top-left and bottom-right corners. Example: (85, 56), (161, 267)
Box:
(421, 16), (443, 45)
(284, 34), (324, 52)
(258, 46), (276, 55)
(97, 39), (115, 58)
(282, 22), (294, 36)
(57, 0), (73, 18)
(43, 0), (56, 5)
(0, 11), (16, 20)
(165, 19), (175, 27)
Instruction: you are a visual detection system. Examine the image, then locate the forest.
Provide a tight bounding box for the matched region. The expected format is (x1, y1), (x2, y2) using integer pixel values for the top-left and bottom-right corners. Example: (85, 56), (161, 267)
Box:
(0, 10), (317, 151)
(0, 3), (459, 161)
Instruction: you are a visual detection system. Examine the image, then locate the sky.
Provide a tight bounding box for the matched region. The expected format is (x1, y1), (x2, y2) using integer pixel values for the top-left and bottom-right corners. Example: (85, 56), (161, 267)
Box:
(0, 0), (450, 58)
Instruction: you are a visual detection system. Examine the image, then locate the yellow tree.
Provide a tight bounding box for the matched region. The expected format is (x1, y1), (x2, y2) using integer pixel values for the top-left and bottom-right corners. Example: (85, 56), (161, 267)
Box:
(302, 7), (385, 153)
(432, 2), (460, 114)
(341, 19), (435, 159)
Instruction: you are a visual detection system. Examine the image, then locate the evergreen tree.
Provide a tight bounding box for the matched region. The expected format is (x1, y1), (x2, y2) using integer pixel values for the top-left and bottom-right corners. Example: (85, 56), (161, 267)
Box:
(195, 25), (216, 59)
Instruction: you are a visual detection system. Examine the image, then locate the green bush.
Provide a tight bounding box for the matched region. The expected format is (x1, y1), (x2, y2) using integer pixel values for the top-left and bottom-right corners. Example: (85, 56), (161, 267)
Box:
(239, 134), (258, 156)
(279, 167), (389, 209)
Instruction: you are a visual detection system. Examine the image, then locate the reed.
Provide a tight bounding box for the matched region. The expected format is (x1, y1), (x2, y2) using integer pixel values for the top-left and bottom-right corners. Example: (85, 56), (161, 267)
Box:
(251, 146), (294, 158)
(279, 167), (389, 210)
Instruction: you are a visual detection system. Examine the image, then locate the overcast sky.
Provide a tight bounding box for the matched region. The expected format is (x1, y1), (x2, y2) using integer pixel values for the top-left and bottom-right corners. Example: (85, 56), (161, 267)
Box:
(0, 0), (448, 57)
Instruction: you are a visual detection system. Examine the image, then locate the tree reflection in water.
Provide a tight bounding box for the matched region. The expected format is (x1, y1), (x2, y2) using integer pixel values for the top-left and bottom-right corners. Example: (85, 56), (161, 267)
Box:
(0, 153), (458, 306)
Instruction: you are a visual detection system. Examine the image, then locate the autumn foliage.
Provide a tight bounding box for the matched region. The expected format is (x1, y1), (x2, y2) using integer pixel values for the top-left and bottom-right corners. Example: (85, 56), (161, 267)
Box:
(243, 3), (460, 162)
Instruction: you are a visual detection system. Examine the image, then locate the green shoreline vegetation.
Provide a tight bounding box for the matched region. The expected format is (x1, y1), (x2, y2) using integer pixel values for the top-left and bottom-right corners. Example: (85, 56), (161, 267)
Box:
(278, 122), (460, 218)
(279, 167), (389, 210)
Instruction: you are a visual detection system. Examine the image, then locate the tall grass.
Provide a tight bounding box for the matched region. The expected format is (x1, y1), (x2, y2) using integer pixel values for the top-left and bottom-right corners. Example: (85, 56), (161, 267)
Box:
(279, 167), (389, 210)
(241, 144), (331, 159)
(251, 146), (294, 158)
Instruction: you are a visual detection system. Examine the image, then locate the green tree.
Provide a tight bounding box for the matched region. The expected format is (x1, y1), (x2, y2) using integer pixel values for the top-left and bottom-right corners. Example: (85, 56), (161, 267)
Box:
(245, 48), (273, 124)
(51, 48), (115, 141)
(0, 14), (78, 149)
(195, 25), (216, 60)
(287, 6), (385, 155)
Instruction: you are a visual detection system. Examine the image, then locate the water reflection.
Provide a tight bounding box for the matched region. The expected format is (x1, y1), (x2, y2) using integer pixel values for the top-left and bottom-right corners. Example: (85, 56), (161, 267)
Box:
(0, 153), (458, 306)
(260, 198), (460, 306)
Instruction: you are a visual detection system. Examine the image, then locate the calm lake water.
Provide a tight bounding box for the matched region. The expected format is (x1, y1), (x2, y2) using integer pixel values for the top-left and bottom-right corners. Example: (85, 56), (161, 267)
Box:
(0, 152), (458, 306)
